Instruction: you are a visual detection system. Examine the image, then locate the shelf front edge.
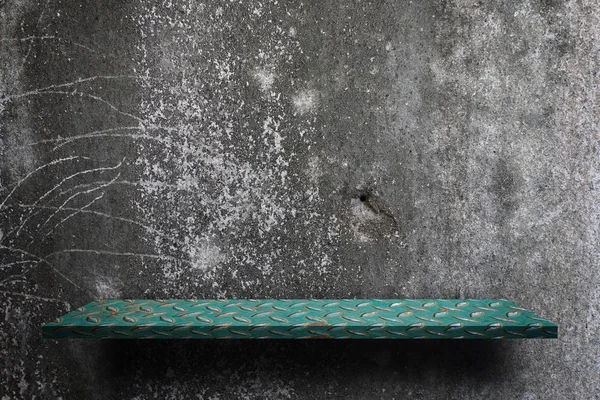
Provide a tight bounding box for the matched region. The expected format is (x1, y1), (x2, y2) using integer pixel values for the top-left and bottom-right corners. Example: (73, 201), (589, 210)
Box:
(42, 299), (558, 339)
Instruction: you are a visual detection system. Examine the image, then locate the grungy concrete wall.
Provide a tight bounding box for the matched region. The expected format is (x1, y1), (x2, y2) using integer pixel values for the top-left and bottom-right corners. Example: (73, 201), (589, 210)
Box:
(1, 0), (599, 399)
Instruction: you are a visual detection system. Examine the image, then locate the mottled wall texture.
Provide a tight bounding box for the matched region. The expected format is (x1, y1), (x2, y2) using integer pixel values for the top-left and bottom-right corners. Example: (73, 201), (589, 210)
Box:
(1, 0), (598, 398)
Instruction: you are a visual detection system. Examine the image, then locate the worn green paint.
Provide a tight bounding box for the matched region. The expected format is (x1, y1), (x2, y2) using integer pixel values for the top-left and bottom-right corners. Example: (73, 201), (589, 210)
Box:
(42, 299), (557, 339)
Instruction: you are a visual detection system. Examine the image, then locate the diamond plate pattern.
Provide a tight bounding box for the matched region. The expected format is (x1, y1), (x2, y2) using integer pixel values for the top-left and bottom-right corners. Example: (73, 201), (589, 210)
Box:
(42, 299), (558, 339)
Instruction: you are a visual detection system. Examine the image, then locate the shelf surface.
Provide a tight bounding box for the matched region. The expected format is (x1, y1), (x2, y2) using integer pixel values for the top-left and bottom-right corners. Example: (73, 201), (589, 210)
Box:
(42, 299), (558, 339)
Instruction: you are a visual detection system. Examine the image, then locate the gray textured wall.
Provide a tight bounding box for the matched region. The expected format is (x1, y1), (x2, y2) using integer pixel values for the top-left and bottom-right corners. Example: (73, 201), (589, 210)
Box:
(1, 0), (599, 399)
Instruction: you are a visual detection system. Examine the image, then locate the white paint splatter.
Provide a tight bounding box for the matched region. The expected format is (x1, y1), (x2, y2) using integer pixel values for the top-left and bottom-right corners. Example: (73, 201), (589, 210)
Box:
(187, 237), (225, 272)
(292, 88), (318, 115)
(306, 155), (322, 183)
(95, 277), (121, 299)
(253, 66), (276, 92)
(131, 1), (343, 296)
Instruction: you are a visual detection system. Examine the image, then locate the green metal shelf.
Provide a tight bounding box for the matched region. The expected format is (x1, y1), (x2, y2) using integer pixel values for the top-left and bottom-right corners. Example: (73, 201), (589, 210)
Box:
(42, 299), (557, 339)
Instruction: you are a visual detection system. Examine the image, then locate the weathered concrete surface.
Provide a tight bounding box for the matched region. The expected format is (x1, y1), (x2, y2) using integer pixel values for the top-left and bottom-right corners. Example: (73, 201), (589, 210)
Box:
(1, 0), (598, 398)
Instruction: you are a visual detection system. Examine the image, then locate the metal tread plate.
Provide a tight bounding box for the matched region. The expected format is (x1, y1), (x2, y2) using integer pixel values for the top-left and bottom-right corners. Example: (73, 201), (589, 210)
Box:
(42, 299), (558, 339)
